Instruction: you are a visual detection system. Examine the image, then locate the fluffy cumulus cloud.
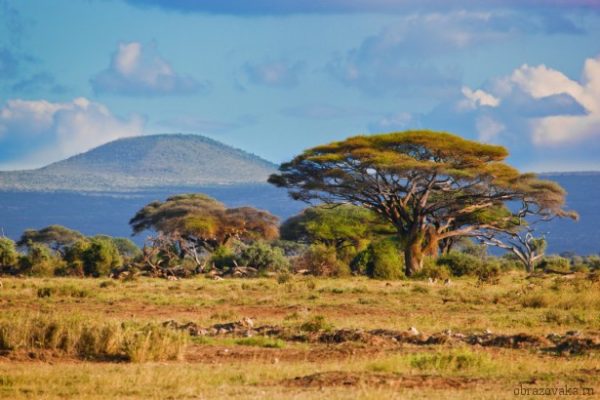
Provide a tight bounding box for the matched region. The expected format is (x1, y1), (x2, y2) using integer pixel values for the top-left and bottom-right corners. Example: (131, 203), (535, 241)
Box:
(243, 59), (305, 88)
(457, 55), (600, 146)
(0, 98), (145, 169)
(327, 10), (579, 98)
(91, 42), (207, 96)
(123, 0), (598, 15)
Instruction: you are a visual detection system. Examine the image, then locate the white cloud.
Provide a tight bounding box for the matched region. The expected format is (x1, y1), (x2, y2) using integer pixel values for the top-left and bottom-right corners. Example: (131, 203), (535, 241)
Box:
(459, 87), (500, 109)
(456, 55), (600, 146)
(243, 59), (305, 88)
(0, 97), (145, 169)
(91, 42), (208, 96)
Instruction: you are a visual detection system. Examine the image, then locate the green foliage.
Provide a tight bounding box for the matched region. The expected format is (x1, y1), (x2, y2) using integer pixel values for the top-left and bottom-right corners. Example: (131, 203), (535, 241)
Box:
(234, 336), (285, 349)
(436, 251), (483, 277)
(83, 236), (123, 277)
(105, 237), (141, 260)
(130, 194), (279, 251)
(281, 204), (393, 250)
(538, 256), (571, 273)
(350, 248), (372, 275)
(0, 237), (18, 272)
(210, 246), (236, 270)
(270, 130), (574, 277)
(410, 348), (491, 372)
(365, 239), (405, 280)
(60, 239), (90, 276)
(19, 243), (61, 277)
(17, 225), (84, 253)
(413, 258), (451, 280)
(295, 244), (350, 277)
(299, 315), (333, 333)
(236, 241), (289, 272)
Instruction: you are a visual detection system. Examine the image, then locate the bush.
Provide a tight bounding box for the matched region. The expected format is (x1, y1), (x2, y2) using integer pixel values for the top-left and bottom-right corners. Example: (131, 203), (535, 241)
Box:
(413, 257), (451, 280)
(19, 243), (61, 277)
(538, 256), (571, 273)
(365, 239), (405, 280)
(299, 315), (333, 333)
(83, 237), (123, 277)
(584, 255), (600, 270)
(350, 248), (371, 275)
(295, 244), (350, 277)
(210, 245), (236, 270)
(474, 260), (501, 284)
(60, 239), (90, 276)
(236, 241), (289, 272)
(0, 237), (19, 273)
(436, 251), (483, 277)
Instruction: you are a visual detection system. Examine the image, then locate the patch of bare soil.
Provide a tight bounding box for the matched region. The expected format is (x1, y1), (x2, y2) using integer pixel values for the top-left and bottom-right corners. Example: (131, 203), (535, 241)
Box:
(185, 342), (392, 364)
(280, 371), (486, 389)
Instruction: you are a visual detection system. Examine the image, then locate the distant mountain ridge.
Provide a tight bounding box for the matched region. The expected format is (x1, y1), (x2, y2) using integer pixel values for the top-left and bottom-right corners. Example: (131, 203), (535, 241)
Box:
(0, 134), (277, 191)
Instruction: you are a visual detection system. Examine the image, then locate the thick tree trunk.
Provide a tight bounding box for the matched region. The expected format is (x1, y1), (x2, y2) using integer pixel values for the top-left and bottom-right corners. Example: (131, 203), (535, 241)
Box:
(404, 236), (424, 277)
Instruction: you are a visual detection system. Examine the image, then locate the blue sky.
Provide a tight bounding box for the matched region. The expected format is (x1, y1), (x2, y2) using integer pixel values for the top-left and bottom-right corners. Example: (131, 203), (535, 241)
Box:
(0, 0), (599, 171)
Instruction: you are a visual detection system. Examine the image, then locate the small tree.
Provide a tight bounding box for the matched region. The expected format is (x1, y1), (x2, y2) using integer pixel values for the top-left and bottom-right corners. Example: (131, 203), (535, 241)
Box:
(269, 130), (575, 276)
(130, 194), (279, 271)
(479, 229), (547, 273)
(0, 237), (19, 273)
(83, 236), (123, 277)
(19, 243), (58, 277)
(17, 225), (85, 256)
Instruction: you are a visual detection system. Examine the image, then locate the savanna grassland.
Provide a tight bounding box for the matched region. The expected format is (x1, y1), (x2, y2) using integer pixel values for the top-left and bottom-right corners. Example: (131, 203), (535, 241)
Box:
(1, 273), (599, 399)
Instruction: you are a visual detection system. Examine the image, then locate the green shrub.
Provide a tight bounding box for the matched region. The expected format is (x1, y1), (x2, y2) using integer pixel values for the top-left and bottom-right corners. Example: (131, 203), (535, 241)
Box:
(60, 239), (90, 276)
(0, 237), (19, 273)
(436, 251), (482, 277)
(295, 244), (350, 277)
(413, 257), (451, 280)
(299, 315), (333, 333)
(538, 256), (571, 273)
(83, 236), (123, 277)
(210, 245), (236, 270)
(350, 248), (371, 275)
(236, 241), (289, 272)
(475, 260), (501, 284)
(584, 255), (600, 270)
(366, 239), (404, 280)
(19, 243), (61, 277)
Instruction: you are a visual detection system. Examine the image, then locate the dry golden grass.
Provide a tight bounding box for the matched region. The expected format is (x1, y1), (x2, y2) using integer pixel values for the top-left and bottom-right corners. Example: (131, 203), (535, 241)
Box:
(0, 273), (598, 399)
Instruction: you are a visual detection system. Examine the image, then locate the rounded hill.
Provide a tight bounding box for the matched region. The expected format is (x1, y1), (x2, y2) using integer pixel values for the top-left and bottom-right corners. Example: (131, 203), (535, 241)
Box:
(0, 134), (277, 191)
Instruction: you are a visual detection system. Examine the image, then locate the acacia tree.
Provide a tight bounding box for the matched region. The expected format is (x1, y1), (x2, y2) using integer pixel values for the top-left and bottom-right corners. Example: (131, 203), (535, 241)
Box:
(269, 130), (575, 276)
(17, 225), (85, 256)
(129, 194), (279, 270)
